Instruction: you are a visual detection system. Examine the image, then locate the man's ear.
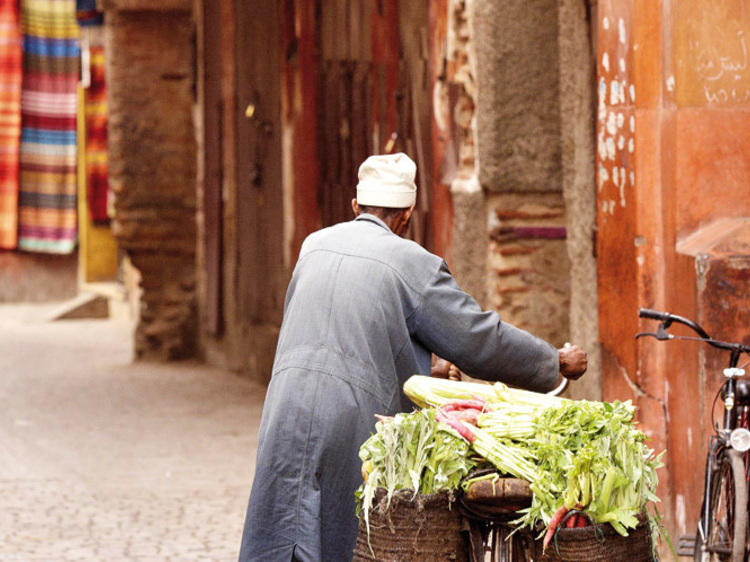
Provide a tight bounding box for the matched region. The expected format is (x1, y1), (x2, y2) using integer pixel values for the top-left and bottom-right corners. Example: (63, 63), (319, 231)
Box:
(351, 198), (360, 216)
(404, 204), (416, 222)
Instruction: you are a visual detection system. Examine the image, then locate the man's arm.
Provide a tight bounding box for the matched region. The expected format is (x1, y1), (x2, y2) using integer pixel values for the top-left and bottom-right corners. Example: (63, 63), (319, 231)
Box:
(412, 262), (586, 392)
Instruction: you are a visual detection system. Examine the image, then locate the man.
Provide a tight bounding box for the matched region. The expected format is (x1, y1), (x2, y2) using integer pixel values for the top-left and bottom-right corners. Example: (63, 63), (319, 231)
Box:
(238, 153), (587, 561)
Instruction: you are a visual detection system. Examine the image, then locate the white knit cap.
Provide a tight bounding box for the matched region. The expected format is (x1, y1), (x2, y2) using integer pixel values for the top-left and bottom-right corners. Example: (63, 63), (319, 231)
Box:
(356, 152), (417, 208)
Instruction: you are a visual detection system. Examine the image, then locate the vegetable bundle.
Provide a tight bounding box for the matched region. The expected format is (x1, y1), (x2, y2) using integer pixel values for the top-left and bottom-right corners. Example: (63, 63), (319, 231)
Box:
(356, 408), (477, 533)
(357, 375), (667, 551)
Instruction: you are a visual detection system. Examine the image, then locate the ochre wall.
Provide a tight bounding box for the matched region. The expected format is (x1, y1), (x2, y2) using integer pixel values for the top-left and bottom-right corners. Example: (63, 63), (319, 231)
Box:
(597, 0), (750, 545)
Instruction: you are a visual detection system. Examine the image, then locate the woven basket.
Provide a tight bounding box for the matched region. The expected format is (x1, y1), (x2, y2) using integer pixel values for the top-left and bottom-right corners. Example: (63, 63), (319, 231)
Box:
(535, 512), (654, 561)
(352, 488), (468, 561)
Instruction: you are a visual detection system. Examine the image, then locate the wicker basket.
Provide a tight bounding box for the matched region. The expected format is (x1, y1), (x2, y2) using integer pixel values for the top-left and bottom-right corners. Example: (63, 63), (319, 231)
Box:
(535, 512), (654, 561)
(352, 488), (468, 561)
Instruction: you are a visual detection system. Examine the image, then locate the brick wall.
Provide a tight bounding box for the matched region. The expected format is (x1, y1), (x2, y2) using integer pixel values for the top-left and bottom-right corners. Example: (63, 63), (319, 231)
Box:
(104, 1), (197, 360)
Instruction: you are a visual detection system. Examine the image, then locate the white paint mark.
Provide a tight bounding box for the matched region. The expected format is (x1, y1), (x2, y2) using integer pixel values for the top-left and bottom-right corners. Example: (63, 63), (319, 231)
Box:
(613, 167), (619, 186)
(610, 80), (619, 104)
(609, 200), (616, 214)
(617, 113), (625, 128)
(619, 179), (626, 206)
(603, 52), (610, 73)
(603, 17), (610, 30)
(617, 135), (625, 150)
(629, 115), (635, 132)
(630, 171), (635, 185)
(606, 111), (617, 135)
(619, 18), (627, 44)
(619, 57), (626, 73)
(628, 138), (635, 153)
(687, 427), (693, 449)
(676, 495), (686, 533)
(629, 84), (636, 103)
(602, 200), (608, 213)
(666, 75), (676, 92)
(606, 137), (616, 160)
(636, 254), (645, 265)
(598, 165), (609, 192)
(598, 136), (607, 161)
(619, 80), (627, 103)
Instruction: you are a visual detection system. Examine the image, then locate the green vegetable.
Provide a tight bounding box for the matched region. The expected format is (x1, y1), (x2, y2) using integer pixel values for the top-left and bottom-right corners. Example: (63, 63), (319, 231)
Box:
(402, 375), (669, 554)
(355, 408), (477, 535)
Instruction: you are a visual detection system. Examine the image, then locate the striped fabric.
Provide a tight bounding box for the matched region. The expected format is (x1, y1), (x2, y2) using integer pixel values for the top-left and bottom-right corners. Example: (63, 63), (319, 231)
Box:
(0, 0), (22, 250)
(18, 0), (79, 253)
(75, 0), (101, 26)
(84, 43), (108, 223)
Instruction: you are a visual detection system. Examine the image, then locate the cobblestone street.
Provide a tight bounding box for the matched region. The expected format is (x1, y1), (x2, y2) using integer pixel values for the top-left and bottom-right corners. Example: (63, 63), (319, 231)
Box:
(0, 304), (265, 561)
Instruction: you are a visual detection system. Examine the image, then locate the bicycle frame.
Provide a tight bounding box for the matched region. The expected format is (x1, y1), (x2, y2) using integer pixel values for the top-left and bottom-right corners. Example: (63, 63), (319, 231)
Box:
(637, 308), (750, 560)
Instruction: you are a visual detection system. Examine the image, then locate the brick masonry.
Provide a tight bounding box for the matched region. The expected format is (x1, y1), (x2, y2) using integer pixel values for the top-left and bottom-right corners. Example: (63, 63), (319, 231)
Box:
(104, 4), (198, 360)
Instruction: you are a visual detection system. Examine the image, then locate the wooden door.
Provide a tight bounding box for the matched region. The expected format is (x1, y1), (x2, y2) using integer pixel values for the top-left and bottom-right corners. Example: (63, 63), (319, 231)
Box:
(317, 0), (434, 249)
(234, 0), (285, 381)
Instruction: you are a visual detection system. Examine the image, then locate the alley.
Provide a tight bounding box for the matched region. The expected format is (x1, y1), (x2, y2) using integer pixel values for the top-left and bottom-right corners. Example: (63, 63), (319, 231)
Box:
(0, 304), (265, 561)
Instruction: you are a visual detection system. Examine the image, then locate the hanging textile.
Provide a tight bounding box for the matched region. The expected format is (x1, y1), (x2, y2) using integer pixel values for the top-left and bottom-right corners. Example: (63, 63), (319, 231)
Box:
(0, 1), (22, 250)
(83, 42), (108, 223)
(18, 0), (79, 253)
(75, 0), (102, 27)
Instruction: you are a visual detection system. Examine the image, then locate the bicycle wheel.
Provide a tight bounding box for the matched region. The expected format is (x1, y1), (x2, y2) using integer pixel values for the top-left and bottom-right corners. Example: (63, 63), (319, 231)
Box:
(700, 448), (748, 562)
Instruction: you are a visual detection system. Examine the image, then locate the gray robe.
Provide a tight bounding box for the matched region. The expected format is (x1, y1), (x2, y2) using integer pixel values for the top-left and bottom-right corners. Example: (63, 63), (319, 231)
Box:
(238, 214), (558, 561)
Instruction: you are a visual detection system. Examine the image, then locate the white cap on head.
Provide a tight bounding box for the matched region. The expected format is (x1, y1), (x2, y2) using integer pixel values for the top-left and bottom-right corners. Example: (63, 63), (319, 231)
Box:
(356, 152), (417, 208)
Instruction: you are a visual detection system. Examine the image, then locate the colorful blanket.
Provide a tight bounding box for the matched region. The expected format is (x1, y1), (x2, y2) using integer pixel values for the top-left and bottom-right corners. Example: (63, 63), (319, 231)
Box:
(0, 1), (22, 250)
(18, 0), (79, 254)
(84, 43), (108, 223)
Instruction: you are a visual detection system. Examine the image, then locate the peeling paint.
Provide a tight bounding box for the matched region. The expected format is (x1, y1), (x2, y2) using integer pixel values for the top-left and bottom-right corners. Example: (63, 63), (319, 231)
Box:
(606, 111), (617, 135)
(602, 52), (610, 73)
(617, 135), (625, 150)
(603, 16), (610, 30)
(618, 18), (627, 44)
(619, 57), (626, 73)
(676, 494), (686, 533)
(629, 84), (636, 102)
(628, 138), (635, 153)
(606, 136), (616, 160)
(617, 112), (625, 128)
(610, 79), (618, 104)
(629, 115), (635, 132)
(666, 75), (675, 92)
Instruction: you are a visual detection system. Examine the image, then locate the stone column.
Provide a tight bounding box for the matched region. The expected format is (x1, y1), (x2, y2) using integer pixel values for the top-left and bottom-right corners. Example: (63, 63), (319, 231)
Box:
(102, 0), (197, 360)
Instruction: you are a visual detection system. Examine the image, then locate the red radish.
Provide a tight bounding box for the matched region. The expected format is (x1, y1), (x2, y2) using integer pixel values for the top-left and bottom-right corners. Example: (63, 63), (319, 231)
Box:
(374, 414), (392, 423)
(442, 399), (490, 411)
(543, 505), (570, 551)
(445, 408), (480, 426)
(565, 514), (578, 528)
(435, 410), (476, 442)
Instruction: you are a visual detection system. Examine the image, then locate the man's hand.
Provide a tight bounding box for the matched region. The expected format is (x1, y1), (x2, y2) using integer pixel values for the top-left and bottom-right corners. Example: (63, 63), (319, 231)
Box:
(558, 343), (587, 380)
(431, 356), (462, 381)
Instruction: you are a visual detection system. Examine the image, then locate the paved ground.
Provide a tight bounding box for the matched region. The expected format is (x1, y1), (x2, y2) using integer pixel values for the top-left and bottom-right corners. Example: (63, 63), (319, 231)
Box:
(0, 304), (266, 561)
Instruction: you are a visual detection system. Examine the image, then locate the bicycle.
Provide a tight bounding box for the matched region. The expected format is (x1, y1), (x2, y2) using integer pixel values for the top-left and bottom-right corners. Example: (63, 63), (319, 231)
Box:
(636, 308), (750, 562)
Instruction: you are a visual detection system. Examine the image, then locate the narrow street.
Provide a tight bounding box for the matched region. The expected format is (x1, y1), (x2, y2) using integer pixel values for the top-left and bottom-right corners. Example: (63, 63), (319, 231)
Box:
(0, 304), (265, 561)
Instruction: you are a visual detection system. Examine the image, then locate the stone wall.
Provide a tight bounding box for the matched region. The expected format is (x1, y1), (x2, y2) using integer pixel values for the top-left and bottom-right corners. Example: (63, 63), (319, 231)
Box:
(103, 1), (197, 360)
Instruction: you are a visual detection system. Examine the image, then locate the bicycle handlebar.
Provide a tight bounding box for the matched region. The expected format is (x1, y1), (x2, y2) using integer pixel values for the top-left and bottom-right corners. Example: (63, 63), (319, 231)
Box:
(638, 308), (711, 339)
(638, 307), (750, 355)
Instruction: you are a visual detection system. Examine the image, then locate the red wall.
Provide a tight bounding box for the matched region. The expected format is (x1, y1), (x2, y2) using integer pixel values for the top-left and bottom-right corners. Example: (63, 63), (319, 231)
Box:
(597, 0), (750, 543)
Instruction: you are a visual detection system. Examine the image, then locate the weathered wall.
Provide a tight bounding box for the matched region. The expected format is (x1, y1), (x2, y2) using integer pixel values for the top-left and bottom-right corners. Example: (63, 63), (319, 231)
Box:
(104, 0), (197, 360)
(472, 0), (597, 356)
(597, 0), (750, 546)
(0, 253), (77, 302)
(557, 0), (600, 400)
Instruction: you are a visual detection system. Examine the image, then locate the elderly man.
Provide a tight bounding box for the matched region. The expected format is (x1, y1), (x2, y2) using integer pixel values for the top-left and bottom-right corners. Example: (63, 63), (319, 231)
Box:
(238, 153), (587, 561)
